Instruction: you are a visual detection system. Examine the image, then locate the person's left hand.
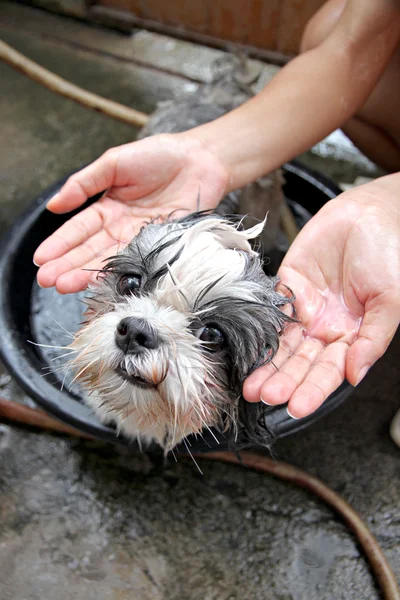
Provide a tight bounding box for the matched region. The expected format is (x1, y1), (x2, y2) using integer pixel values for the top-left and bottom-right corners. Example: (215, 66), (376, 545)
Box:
(243, 174), (400, 418)
(33, 134), (228, 293)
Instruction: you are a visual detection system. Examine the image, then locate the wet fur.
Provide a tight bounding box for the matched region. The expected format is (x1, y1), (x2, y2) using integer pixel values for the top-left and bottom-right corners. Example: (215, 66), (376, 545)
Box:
(67, 213), (294, 451)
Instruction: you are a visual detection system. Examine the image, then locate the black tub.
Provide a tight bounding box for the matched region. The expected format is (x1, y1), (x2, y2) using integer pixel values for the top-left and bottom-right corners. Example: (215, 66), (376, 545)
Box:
(0, 162), (353, 452)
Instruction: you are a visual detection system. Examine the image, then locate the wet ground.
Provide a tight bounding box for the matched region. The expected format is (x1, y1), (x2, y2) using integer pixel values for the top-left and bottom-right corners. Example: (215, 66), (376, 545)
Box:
(0, 4), (399, 599)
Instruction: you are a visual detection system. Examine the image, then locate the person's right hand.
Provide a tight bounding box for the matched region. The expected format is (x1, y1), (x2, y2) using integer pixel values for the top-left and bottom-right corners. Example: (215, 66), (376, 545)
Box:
(244, 173), (400, 418)
(34, 134), (229, 293)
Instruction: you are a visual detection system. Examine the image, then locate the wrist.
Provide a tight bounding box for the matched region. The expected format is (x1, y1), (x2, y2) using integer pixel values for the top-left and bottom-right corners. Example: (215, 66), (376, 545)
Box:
(178, 128), (234, 196)
(342, 172), (400, 215)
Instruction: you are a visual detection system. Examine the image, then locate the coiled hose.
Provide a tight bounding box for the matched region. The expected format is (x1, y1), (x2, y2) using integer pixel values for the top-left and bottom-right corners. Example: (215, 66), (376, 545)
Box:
(0, 397), (398, 599)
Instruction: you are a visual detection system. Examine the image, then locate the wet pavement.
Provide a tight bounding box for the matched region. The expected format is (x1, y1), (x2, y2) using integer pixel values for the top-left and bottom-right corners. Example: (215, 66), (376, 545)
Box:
(0, 4), (399, 599)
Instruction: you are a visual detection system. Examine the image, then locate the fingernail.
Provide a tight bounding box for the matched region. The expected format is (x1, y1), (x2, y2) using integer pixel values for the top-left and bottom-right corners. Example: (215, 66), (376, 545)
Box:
(286, 407), (300, 420)
(33, 259), (40, 267)
(46, 193), (59, 208)
(356, 365), (370, 386)
(260, 397), (273, 406)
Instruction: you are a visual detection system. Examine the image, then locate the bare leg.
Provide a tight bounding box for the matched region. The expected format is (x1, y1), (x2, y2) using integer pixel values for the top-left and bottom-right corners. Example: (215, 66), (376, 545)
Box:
(301, 0), (400, 172)
(341, 118), (400, 173)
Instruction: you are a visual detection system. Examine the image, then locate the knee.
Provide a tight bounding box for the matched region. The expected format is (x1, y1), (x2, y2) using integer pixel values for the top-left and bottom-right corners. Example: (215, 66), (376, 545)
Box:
(300, 0), (346, 54)
(300, 13), (323, 53)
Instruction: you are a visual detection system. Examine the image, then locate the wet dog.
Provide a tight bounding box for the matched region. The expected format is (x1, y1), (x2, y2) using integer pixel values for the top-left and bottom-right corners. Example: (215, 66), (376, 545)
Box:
(68, 213), (294, 451)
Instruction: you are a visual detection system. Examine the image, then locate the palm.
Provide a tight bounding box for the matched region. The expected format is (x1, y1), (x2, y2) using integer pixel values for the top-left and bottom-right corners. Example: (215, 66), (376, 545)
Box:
(34, 135), (228, 293)
(244, 186), (400, 418)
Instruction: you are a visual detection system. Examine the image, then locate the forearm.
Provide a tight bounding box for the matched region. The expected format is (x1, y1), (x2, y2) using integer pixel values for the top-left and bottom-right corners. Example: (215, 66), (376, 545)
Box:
(184, 1), (400, 192)
(188, 46), (370, 190)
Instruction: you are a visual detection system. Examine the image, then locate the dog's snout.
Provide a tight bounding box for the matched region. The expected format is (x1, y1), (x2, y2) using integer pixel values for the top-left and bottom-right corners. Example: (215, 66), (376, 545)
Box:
(115, 317), (160, 354)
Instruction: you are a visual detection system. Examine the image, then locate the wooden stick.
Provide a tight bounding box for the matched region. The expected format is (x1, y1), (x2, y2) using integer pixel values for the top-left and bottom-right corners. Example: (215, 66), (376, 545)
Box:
(0, 397), (93, 439)
(0, 40), (149, 128)
(0, 39), (297, 250)
(0, 40), (301, 248)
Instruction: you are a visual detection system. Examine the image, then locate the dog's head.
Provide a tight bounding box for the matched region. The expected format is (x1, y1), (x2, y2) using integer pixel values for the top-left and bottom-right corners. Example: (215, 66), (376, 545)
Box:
(68, 213), (294, 450)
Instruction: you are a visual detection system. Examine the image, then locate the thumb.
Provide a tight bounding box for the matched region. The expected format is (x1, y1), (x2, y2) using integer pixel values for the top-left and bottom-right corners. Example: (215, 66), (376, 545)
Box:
(46, 150), (118, 214)
(346, 290), (400, 386)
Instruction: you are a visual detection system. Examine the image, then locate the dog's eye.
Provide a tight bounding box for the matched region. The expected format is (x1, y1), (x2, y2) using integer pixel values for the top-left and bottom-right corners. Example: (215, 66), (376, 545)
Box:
(196, 326), (225, 352)
(117, 274), (142, 296)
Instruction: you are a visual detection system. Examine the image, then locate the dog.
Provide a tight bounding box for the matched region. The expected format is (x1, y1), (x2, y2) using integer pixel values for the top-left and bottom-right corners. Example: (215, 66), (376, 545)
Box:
(67, 212), (294, 452)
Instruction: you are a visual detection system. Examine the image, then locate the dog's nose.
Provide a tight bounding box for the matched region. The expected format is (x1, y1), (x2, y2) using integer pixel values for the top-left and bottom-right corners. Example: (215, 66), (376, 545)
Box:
(115, 317), (160, 354)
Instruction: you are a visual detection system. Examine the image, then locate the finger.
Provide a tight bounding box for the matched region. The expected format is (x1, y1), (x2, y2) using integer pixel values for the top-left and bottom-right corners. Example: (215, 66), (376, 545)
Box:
(242, 324), (304, 402)
(46, 150), (118, 214)
(346, 291), (400, 386)
(287, 342), (348, 419)
(54, 243), (122, 294)
(36, 229), (120, 288)
(34, 204), (105, 266)
(258, 337), (324, 406)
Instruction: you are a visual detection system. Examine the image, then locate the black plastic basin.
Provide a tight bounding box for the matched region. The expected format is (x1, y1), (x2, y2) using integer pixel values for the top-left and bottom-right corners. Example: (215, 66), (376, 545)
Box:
(0, 161), (353, 452)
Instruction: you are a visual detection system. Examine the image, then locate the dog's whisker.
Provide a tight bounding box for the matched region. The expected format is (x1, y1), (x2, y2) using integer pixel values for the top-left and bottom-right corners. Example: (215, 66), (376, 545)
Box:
(69, 358), (100, 385)
(203, 422), (220, 445)
(53, 319), (75, 339)
(61, 365), (72, 392)
(39, 370), (53, 379)
(50, 351), (77, 362)
(183, 438), (203, 474)
(28, 340), (71, 351)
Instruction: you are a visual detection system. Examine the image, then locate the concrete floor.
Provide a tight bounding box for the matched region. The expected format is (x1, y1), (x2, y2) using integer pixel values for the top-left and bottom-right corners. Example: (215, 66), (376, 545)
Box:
(0, 4), (399, 599)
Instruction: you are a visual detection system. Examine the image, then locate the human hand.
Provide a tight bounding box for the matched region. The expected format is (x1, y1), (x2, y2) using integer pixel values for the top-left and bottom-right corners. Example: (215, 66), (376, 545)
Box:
(243, 174), (400, 419)
(34, 134), (229, 293)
